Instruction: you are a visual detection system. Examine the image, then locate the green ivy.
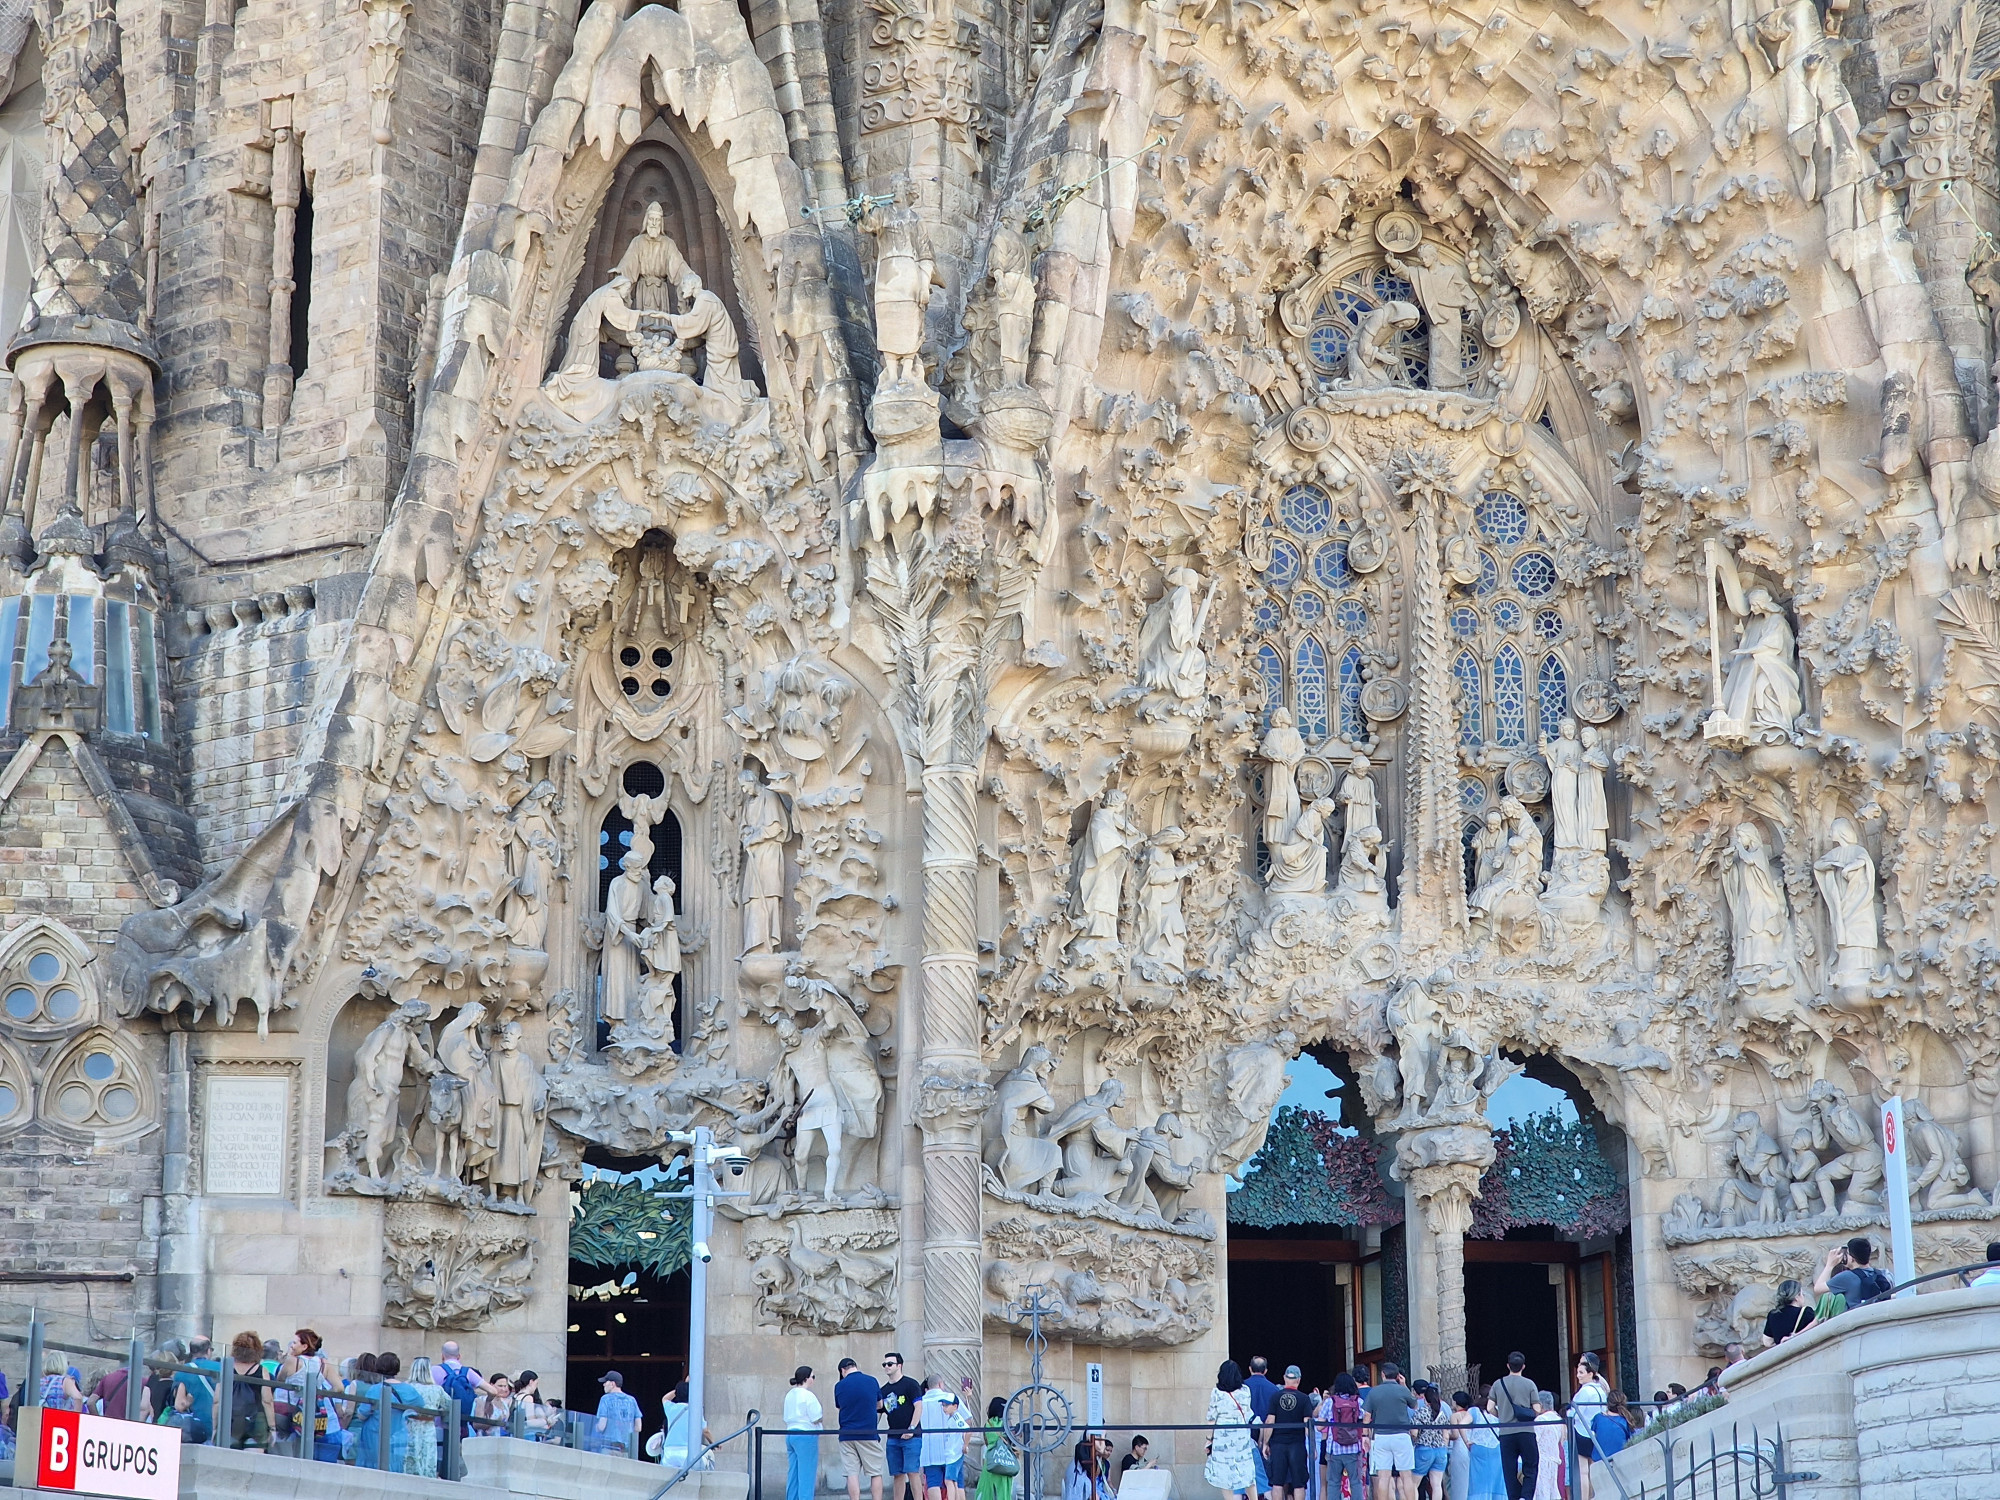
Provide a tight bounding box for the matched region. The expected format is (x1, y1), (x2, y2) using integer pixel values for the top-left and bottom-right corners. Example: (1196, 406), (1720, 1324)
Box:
(568, 1171), (692, 1278)
(1228, 1106), (1402, 1228)
(1470, 1109), (1627, 1239)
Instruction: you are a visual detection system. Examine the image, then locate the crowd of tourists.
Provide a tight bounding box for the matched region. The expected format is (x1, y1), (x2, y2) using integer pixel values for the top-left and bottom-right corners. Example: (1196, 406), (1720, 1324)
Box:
(1203, 1352), (1633, 1500)
(0, 1332), (650, 1473)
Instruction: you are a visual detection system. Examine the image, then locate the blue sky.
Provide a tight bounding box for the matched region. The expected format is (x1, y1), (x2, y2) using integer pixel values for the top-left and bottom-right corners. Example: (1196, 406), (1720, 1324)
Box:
(1275, 1052), (1580, 1130)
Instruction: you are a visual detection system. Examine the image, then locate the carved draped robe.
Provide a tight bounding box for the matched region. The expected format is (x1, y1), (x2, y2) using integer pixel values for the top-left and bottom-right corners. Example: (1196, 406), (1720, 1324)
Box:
(601, 867), (647, 1022)
(1721, 608), (1803, 739)
(490, 1044), (546, 1190)
(616, 227), (693, 313)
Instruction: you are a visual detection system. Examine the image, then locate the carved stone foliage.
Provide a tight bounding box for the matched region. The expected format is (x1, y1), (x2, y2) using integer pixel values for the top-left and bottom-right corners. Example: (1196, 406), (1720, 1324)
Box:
(382, 1201), (537, 1330)
(744, 1207), (899, 1335)
(983, 1213), (1216, 1349)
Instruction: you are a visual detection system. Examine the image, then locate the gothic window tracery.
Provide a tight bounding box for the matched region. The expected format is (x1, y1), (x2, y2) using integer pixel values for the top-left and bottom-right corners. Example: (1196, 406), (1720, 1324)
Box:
(1305, 265), (1435, 387)
(0, 920), (95, 1035)
(1252, 481), (1383, 750)
(42, 1032), (148, 1136)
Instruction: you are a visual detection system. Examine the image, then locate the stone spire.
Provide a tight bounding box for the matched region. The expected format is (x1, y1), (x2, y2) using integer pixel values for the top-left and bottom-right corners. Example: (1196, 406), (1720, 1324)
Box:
(10, 0), (150, 359)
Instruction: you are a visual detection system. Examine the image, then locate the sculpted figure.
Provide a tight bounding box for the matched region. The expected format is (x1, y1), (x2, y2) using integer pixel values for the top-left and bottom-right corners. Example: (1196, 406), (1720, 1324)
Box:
(1714, 1110), (1785, 1226)
(1387, 242), (1479, 388)
(1544, 718), (1608, 853)
(1266, 796), (1334, 897)
(1218, 1031), (1295, 1167)
(986, 1045), (1062, 1195)
(1134, 828), (1193, 982)
(1074, 790), (1139, 943)
(1905, 1099), (1990, 1211)
(1046, 1079), (1134, 1200)
(1814, 819), (1877, 996)
(343, 1000), (438, 1180)
(558, 271), (641, 377)
(1705, 542), (1803, 744)
(1808, 1080), (1884, 1216)
(858, 174), (942, 384)
(615, 201), (694, 313)
(487, 1023), (546, 1205)
(774, 980), (883, 1197)
(1466, 809), (1509, 920)
(988, 221), (1036, 386)
(1333, 822), (1388, 917)
(504, 780), (560, 951)
(739, 767), (791, 954)
(1782, 1121), (1823, 1220)
(1137, 568), (1216, 704)
(1259, 707), (1306, 849)
(665, 267), (746, 394)
(600, 848), (649, 1023)
(1118, 1113), (1196, 1220)
(1722, 823), (1799, 1010)
(1387, 976), (1445, 1122)
(1346, 299), (1421, 385)
(1339, 755), (1379, 857)
(434, 1002), (497, 1187)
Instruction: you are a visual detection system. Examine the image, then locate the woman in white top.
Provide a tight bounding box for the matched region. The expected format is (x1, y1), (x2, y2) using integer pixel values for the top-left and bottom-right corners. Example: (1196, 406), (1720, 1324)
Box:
(1529, 1394), (1565, 1500)
(1569, 1354), (1611, 1500)
(785, 1366), (824, 1500)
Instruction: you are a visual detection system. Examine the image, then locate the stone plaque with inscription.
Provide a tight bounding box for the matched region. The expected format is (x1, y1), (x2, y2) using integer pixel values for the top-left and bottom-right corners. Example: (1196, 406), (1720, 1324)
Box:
(203, 1076), (290, 1196)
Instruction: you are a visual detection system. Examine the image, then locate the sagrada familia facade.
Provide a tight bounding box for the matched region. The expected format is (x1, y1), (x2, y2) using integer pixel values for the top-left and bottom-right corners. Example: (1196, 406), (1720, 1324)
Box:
(3, 0), (1999, 1417)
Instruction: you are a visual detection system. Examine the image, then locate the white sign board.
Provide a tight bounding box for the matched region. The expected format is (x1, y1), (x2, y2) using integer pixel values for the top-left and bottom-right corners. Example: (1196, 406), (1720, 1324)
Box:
(25, 1408), (181, 1500)
(203, 1074), (289, 1195)
(1881, 1095), (1915, 1299)
(1086, 1362), (1104, 1430)
(1119, 1470), (1174, 1500)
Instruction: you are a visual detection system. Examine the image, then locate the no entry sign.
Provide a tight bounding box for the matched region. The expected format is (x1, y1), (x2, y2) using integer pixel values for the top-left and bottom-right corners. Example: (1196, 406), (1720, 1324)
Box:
(18, 1408), (181, 1500)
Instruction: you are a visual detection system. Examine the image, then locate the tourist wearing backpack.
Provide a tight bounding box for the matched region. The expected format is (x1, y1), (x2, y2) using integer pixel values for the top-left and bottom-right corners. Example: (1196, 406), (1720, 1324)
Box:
(1813, 1237), (1891, 1315)
(1322, 1374), (1366, 1500)
(435, 1339), (493, 1437)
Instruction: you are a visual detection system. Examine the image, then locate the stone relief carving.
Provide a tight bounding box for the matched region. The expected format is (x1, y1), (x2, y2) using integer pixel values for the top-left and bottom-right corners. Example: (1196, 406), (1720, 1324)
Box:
(984, 1214), (1216, 1349)
(745, 1208), (899, 1335)
(382, 1202), (536, 1331)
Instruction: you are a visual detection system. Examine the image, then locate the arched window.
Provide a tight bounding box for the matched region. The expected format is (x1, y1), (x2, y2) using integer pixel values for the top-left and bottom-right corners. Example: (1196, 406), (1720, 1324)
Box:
(1255, 642), (1284, 724)
(1453, 650), (1482, 746)
(42, 1032), (149, 1137)
(1252, 486), (1383, 752)
(1337, 645), (1366, 743)
(1493, 644), (1527, 746)
(1537, 654), (1569, 740)
(1295, 636), (1329, 742)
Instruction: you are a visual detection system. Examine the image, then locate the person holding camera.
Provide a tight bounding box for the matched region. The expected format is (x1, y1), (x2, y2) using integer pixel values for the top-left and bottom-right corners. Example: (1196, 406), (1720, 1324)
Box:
(1812, 1237), (1891, 1316)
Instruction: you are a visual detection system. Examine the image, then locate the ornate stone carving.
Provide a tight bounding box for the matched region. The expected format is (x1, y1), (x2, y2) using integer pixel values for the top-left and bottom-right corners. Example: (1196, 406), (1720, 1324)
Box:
(745, 1208), (899, 1335)
(984, 1214), (1216, 1348)
(382, 1202), (535, 1330)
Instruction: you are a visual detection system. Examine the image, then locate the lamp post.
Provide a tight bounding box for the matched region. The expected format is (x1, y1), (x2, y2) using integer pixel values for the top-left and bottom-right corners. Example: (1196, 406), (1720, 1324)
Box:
(665, 1126), (751, 1457)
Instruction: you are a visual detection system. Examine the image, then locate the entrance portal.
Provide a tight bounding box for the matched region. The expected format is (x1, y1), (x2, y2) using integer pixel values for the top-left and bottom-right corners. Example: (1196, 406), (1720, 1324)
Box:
(1228, 1237), (1354, 1388)
(567, 1154), (691, 1443)
(1463, 1252), (1563, 1393)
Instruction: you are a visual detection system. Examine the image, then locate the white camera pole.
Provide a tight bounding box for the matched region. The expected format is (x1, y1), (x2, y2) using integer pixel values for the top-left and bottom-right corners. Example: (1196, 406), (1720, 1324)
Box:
(668, 1126), (725, 1456)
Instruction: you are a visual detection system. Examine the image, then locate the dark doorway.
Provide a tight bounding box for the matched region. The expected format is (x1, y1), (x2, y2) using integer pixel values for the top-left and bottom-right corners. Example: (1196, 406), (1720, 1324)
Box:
(1229, 1246), (1351, 1390)
(1464, 1261), (1561, 1394)
(565, 1263), (689, 1443)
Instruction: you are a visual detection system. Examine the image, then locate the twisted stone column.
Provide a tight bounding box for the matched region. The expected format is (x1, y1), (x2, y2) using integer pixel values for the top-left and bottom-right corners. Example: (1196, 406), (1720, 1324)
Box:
(1397, 1122), (1494, 1375)
(918, 745), (989, 1394)
(1393, 449), (1467, 946)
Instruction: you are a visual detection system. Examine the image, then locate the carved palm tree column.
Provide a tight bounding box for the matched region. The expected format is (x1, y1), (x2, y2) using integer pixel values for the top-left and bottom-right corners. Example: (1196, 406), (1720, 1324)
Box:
(1392, 449), (1467, 950)
(1395, 1122), (1494, 1376)
(916, 653), (992, 1396)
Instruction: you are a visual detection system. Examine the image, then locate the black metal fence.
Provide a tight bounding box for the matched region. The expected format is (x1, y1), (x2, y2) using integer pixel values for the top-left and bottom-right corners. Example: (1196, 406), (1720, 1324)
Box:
(1598, 1425), (1816, 1500)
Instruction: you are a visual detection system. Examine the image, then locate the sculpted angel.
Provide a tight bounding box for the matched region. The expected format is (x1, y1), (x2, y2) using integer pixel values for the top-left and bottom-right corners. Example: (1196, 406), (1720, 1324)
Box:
(1704, 541), (1803, 744)
(1813, 819), (1876, 995)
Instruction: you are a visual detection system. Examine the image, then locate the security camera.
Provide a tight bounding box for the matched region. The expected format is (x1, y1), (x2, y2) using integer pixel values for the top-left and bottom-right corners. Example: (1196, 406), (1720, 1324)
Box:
(693, 1240), (714, 1264)
(723, 1151), (750, 1177)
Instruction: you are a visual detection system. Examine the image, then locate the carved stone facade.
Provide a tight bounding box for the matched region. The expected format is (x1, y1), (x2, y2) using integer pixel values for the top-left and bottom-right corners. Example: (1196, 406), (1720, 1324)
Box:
(5, 0), (2000, 1419)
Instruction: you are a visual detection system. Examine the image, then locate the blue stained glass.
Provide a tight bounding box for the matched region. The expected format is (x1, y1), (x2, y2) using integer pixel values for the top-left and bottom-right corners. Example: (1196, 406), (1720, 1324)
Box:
(1338, 646), (1366, 741)
(1459, 775), (1488, 811)
(1256, 643), (1285, 724)
(1253, 599), (1283, 633)
(1335, 597), (1369, 634)
(1512, 551), (1557, 598)
(1294, 590), (1327, 624)
(1296, 637), (1330, 741)
(1494, 598), (1524, 633)
(1494, 643), (1527, 746)
(1462, 325), (1482, 375)
(1320, 287), (1371, 325)
(1477, 552), (1500, 597)
(1280, 484), (1334, 536)
(1453, 650), (1483, 745)
(1476, 491), (1530, 545)
(1264, 539), (1302, 588)
(1451, 605), (1480, 639)
(1538, 654), (1569, 740)
(1312, 538), (1352, 587)
(1372, 268), (1417, 304)
(1535, 608), (1565, 642)
(1538, 406), (1556, 431)
(1308, 322), (1350, 371)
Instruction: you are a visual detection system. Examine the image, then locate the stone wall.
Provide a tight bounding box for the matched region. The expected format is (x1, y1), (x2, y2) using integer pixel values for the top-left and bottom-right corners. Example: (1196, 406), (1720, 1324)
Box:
(1602, 1283), (2000, 1500)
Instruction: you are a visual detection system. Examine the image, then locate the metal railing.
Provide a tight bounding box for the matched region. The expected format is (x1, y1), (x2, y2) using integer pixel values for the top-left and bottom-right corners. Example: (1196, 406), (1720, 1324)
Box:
(1607, 1424), (1816, 1500)
(651, 1407), (760, 1499)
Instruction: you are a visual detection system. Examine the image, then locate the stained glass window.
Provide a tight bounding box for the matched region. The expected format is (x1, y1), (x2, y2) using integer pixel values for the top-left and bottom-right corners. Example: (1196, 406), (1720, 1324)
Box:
(1253, 598), (1283, 633)
(1294, 590), (1327, 625)
(1477, 552), (1500, 596)
(1454, 650), (1483, 745)
(1336, 597), (1369, 635)
(1312, 536), (1352, 588)
(1538, 654), (1569, 740)
(1338, 645), (1366, 741)
(1460, 775), (1488, 812)
(1256, 643), (1284, 723)
(1296, 637), (1329, 741)
(1534, 608), (1565, 642)
(1476, 491), (1530, 545)
(1281, 484), (1335, 536)
(1265, 539), (1302, 589)
(1451, 605), (1479, 639)
(1493, 598), (1523, 633)
(1494, 643), (1527, 746)
(1512, 551), (1557, 598)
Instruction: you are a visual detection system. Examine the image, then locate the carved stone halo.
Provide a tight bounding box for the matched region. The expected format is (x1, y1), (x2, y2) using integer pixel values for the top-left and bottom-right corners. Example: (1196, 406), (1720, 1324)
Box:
(1347, 526), (1388, 574)
(1360, 677), (1408, 722)
(1572, 678), (1620, 724)
(1504, 755), (1550, 802)
(1375, 210), (1423, 254)
(1297, 757), (1337, 800)
(1286, 406), (1333, 453)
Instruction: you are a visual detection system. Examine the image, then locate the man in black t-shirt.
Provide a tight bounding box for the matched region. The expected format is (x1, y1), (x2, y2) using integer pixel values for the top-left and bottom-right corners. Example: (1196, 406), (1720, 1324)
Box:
(1263, 1366), (1313, 1500)
(879, 1352), (925, 1500)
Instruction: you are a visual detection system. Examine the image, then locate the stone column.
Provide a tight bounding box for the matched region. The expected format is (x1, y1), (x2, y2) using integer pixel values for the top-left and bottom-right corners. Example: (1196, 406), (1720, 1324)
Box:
(1396, 1122), (1494, 1379)
(263, 108), (303, 434)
